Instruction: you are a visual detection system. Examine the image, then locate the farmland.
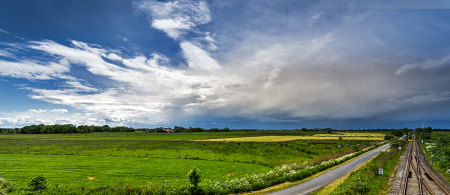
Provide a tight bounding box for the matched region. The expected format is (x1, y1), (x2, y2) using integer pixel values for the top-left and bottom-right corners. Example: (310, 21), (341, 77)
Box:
(198, 132), (384, 142)
(0, 131), (386, 194)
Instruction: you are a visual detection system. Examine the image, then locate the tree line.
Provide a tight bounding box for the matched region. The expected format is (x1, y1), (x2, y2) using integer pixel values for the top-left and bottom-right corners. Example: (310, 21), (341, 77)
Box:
(1, 125), (448, 134)
(0, 124), (135, 134)
(0, 124), (235, 134)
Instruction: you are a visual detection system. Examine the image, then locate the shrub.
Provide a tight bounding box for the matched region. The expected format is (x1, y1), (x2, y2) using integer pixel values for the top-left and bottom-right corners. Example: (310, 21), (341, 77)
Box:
(390, 139), (404, 148)
(28, 175), (48, 191)
(0, 173), (16, 195)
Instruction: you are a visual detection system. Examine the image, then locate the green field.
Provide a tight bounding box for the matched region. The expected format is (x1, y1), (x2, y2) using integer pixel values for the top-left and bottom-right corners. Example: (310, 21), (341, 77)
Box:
(2, 154), (271, 188)
(419, 131), (450, 183)
(0, 131), (385, 194)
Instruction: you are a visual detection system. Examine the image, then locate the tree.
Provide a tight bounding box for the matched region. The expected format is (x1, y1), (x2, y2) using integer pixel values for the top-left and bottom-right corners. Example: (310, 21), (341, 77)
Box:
(384, 134), (394, 140)
(416, 128), (423, 133)
(222, 127), (231, 132)
(424, 127), (432, 133)
(102, 125), (111, 132)
(188, 167), (202, 194)
(390, 129), (403, 137)
(402, 128), (410, 135)
(173, 126), (186, 133)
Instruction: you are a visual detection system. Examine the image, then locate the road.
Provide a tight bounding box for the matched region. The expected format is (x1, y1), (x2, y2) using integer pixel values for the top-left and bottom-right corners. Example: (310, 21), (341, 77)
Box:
(269, 143), (390, 195)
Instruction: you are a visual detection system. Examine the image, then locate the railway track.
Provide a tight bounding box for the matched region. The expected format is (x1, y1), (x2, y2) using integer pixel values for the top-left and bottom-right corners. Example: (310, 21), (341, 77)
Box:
(402, 133), (449, 195)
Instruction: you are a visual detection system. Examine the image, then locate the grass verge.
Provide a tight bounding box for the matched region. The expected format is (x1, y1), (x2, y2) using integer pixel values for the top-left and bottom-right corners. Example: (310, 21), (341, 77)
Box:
(240, 141), (388, 195)
(322, 140), (406, 195)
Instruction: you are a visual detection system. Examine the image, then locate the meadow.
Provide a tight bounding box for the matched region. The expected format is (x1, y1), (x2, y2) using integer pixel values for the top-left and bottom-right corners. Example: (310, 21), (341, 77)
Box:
(0, 131), (386, 194)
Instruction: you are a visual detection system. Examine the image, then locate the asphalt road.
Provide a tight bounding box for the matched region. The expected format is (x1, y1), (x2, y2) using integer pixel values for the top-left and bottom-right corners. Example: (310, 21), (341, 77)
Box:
(269, 143), (390, 195)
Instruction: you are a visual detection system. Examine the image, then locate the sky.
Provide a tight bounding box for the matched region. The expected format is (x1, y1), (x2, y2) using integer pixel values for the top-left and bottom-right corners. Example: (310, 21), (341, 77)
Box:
(1, 0), (450, 129)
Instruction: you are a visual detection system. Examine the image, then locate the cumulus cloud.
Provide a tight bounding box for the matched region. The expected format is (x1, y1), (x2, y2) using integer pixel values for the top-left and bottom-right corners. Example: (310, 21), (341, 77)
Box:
(136, 0), (211, 39)
(0, 39), (230, 125)
(0, 110), (108, 128)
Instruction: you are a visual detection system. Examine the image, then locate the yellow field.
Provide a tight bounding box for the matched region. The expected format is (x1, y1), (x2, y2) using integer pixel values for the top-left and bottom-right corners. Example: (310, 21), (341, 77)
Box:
(196, 133), (384, 142)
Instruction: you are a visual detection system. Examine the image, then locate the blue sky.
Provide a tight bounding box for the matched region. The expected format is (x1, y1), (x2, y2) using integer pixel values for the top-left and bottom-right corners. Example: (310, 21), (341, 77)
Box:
(1, 0), (450, 129)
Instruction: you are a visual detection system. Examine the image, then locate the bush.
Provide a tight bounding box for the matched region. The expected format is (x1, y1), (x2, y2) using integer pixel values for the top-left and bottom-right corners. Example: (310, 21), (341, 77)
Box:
(390, 140), (404, 148)
(0, 173), (16, 195)
(28, 175), (48, 191)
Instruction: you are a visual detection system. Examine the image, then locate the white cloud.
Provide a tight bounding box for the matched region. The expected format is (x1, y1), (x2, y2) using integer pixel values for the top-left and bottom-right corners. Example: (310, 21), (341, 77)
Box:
(65, 81), (98, 92)
(308, 11), (324, 25)
(0, 29), (9, 34)
(50, 109), (69, 113)
(28, 109), (68, 113)
(0, 39), (231, 125)
(2, 5), (450, 128)
(180, 41), (221, 72)
(0, 60), (69, 80)
(202, 32), (218, 50)
(2, 32), (404, 125)
(0, 110), (108, 128)
(119, 36), (129, 42)
(29, 109), (47, 113)
(136, 0), (211, 39)
(0, 50), (13, 57)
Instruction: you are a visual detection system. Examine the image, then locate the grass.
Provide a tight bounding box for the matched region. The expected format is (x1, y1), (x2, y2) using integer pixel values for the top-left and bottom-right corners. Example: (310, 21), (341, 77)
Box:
(312, 145), (388, 195)
(200, 141), (388, 194)
(1, 154), (270, 188)
(322, 139), (406, 195)
(245, 142), (388, 195)
(0, 137), (376, 167)
(0, 131), (388, 194)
